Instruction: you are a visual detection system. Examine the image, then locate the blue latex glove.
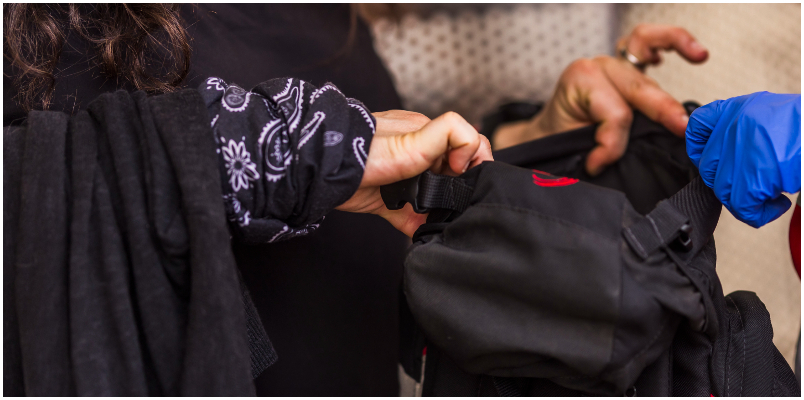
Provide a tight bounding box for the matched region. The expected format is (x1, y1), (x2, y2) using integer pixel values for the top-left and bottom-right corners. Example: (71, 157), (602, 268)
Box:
(686, 91), (801, 228)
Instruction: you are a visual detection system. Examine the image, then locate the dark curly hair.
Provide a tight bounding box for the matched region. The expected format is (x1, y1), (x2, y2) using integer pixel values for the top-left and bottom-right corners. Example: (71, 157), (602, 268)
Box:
(4, 3), (191, 111)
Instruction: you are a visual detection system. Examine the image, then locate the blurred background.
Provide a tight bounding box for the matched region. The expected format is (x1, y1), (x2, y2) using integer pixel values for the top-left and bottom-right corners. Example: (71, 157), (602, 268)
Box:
(360, 3), (801, 388)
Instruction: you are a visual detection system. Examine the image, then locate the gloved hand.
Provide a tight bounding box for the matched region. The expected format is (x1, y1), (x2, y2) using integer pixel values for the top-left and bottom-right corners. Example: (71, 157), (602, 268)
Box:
(686, 91), (801, 228)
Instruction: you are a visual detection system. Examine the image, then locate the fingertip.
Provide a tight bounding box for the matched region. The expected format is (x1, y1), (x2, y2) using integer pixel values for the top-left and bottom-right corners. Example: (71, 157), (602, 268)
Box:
(585, 147), (612, 176)
(586, 163), (603, 177)
(686, 40), (709, 62)
(665, 111), (690, 137)
(678, 114), (690, 134)
(585, 161), (604, 177)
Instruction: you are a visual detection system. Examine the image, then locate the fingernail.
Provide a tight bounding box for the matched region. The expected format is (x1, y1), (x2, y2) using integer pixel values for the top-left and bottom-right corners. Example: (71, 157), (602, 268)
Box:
(690, 41), (707, 53)
(462, 160), (471, 173)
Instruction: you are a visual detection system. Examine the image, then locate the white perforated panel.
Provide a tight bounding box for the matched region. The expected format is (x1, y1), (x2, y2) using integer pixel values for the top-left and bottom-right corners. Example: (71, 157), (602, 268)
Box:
(370, 4), (616, 125)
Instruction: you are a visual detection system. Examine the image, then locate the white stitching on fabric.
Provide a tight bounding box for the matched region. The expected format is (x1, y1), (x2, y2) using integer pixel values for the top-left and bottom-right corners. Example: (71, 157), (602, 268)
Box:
(646, 215), (664, 242)
(625, 228), (646, 256)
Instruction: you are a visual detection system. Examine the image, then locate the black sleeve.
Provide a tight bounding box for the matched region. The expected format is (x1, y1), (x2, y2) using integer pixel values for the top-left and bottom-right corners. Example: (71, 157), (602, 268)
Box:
(198, 77), (376, 243)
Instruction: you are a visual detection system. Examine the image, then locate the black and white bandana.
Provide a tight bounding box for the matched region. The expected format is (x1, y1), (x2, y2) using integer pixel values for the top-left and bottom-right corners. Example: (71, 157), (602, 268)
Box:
(199, 77), (376, 243)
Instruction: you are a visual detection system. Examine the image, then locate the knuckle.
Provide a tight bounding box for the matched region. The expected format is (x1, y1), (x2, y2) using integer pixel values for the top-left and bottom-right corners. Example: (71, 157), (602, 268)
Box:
(442, 110), (459, 120)
(441, 111), (468, 127)
(632, 23), (650, 38)
(656, 97), (681, 115)
(590, 55), (611, 65)
(627, 78), (646, 95)
(592, 55), (620, 73)
(670, 26), (689, 39)
(481, 134), (491, 148)
(566, 58), (598, 76)
(631, 23), (650, 37)
(409, 112), (431, 126)
(479, 135), (492, 154)
(626, 75), (658, 96)
(610, 108), (634, 128)
(600, 133), (628, 155)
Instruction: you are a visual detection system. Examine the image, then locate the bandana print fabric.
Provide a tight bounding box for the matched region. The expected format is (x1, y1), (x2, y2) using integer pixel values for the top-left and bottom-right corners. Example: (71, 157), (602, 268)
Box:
(199, 77), (376, 243)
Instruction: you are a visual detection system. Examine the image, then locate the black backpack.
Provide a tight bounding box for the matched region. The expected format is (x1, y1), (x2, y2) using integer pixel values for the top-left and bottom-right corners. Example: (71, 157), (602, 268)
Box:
(390, 107), (800, 396)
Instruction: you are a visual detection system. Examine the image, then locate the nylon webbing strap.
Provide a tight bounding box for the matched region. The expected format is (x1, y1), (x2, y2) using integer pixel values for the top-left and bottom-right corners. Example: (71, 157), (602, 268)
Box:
(622, 176), (721, 337)
(624, 201), (690, 260)
(666, 177), (722, 258)
(623, 177), (720, 260)
(493, 377), (523, 397)
(239, 273), (278, 379)
(417, 172), (474, 213)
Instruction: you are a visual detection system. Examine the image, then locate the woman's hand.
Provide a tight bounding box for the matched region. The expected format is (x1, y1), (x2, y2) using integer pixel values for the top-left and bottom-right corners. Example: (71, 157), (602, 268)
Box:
(493, 24), (708, 176)
(336, 110), (493, 237)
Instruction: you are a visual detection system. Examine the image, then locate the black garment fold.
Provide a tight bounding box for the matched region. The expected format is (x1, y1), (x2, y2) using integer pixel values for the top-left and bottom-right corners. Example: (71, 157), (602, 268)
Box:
(483, 103), (698, 215)
(13, 111), (74, 396)
(4, 89), (254, 395)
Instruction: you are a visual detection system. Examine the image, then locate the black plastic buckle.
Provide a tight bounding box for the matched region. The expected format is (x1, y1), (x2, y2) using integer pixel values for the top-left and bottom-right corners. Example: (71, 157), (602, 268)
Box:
(380, 174), (428, 214)
(670, 223), (693, 253)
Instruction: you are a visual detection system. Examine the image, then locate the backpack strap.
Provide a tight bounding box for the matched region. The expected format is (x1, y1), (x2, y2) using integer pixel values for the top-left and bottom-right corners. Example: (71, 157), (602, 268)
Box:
(237, 271), (278, 379)
(665, 176), (723, 257)
(493, 376), (523, 396)
(623, 200), (692, 259)
(623, 177), (722, 338)
(624, 177), (721, 259)
(381, 171), (473, 214)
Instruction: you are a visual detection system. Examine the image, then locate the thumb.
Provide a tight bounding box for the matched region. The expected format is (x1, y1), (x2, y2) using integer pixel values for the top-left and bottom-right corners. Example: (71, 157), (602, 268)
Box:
(733, 194), (792, 228)
(756, 195), (792, 228)
(685, 100), (723, 168)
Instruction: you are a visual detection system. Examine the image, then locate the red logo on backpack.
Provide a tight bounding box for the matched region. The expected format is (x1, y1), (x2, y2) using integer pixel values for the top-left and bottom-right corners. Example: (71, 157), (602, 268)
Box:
(532, 170), (579, 187)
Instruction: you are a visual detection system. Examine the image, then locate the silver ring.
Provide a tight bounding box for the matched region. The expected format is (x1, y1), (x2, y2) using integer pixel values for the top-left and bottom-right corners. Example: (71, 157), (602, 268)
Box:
(618, 47), (647, 71)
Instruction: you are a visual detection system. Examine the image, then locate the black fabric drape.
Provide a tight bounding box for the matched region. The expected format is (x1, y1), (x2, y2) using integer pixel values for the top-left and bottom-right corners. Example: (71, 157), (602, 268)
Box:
(4, 5), (407, 396)
(4, 89), (254, 395)
(482, 103), (698, 215)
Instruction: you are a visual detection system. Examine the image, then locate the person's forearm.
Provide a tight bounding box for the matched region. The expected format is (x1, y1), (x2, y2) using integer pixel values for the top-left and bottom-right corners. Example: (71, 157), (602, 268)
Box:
(199, 77), (375, 243)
